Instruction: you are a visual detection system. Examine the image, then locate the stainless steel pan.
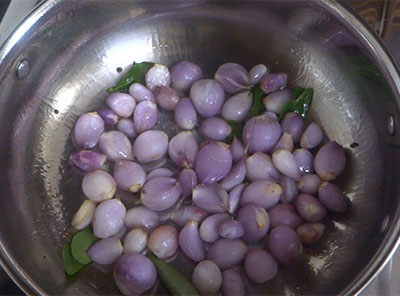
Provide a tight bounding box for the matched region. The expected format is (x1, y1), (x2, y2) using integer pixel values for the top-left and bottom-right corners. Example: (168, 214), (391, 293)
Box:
(0, 0), (399, 294)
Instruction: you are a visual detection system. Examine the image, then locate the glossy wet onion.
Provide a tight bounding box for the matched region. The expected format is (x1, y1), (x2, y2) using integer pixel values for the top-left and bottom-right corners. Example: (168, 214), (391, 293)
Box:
(244, 249), (278, 284)
(318, 181), (347, 212)
(168, 131), (198, 168)
(133, 101), (157, 134)
(113, 253), (157, 295)
(259, 73), (287, 94)
(124, 206), (160, 232)
(268, 203), (303, 229)
(301, 122), (323, 149)
(241, 180), (282, 209)
(71, 199), (96, 230)
(218, 219), (244, 239)
(97, 108), (119, 126)
(293, 148), (314, 175)
(87, 237), (122, 265)
(314, 141), (346, 181)
(245, 152), (280, 182)
(106, 92), (136, 118)
(268, 225), (303, 266)
(154, 86), (180, 111)
(220, 156), (246, 191)
(114, 160), (146, 193)
(132, 130), (168, 163)
(195, 141), (232, 184)
(228, 183), (245, 214)
(145, 63), (171, 91)
(263, 89), (292, 114)
(192, 260), (222, 295)
(272, 149), (301, 181)
(178, 168), (198, 197)
(297, 174), (321, 194)
(93, 199), (126, 238)
(221, 91), (253, 122)
(179, 220), (205, 262)
(148, 225), (178, 259)
(296, 222), (325, 244)
(70, 150), (106, 172)
(281, 112), (304, 143)
(236, 204), (270, 243)
(116, 119), (136, 138)
(215, 63), (250, 94)
(192, 184), (228, 214)
(199, 117), (232, 141)
(280, 175), (298, 203)
(129, 83), (156, 103)
(272, 132), (294, 152)
(170, 61), (203, 92)
(207, 238), (247, 269)
(169, 206), (207, 227)
(174, 98), (198, 130)
(190, 79), (225, 117)
(147, 168), (174, 180)
(249, 64), (268, 84)
(123, 228), (148, 254)
(199, 213), (230, 243)
(295, 193), (326, 222)
(99, 131), (132, 161)
(140, 177), (181, 211)
(231, 137), (245, 162)
(82, 170), (116, 202)
(74, 112), (105, 149)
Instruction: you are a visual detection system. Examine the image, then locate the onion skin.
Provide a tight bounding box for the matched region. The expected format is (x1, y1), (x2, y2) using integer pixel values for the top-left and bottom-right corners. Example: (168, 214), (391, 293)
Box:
(195, 141), (232, 184)
(295, 193), (326, 222)
(207, 238), (247, 269)
(314, 141), (346, 181)
(268, 203), (303, 229)
(318, 181), (348, 212)
(296, 222), (325, 244)
(192, 260), (222, 295)
(214, 63), (250, 94)
(236, 204), (270, 243)
(268, 225), (303, 266)
(69, 150), (106, 172)
(113, 253), (157, 295)
(179, 220), (205, 262)
(242, 114), (282, 154)
(301, 122), (323, 149)
(174, 98), (197, 130)
(221, 269), (245, 296)
(244, 249), (278, 284)
(190, 79), (225, 117)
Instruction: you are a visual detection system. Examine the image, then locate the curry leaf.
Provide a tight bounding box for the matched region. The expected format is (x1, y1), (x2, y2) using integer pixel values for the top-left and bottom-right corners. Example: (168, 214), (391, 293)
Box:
(106, 61), (154, 93)
(70, 227), (98, 265)
(279, 87), (313, 120)
(225, 120), (243, 144)
(62, 242), (85, 276)
(246, 85), (264, 119)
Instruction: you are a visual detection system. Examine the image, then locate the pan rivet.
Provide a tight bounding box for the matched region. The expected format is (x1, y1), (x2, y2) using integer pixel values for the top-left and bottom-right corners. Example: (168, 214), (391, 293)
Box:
(16, 59), (30, 79)
(380, 216), (390, 233)
(387, 115), (395, 136)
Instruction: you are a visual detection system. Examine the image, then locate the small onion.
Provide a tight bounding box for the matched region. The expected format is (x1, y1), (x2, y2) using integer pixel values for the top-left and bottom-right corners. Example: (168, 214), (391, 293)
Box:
(221, 269), (245, 296)
(178, 168), (198, 197)
(148, 225), (178, 259)
(214, 63), (250, 94)
(71, 199), (96, 230)
(174, 98), (198, 130)
(280, 175), (298, 203)
(145, 63), (171, 91)
(259, 73), (287, 94)
(97, 108), (119, 126)
(192, 184), (228, 214)
(133, 101), (158, 134)
(69, 150), (106, 172)
(268, 203), (303, 229)
(200, 213), (230, 243)
(272, 132), (294, 152)
(179, 220), (205, 262)
(236, 204), (270, 243)
(281, 112), (304, 143)
(296, 222), (325, 244)
(228, 183), (246, 214)
(221, 91), (253, 122)
(169, 206), (207, 227)
(124, 206), (159, 232)
(207, 238), (247, 269)
(99, 131), (132, 161)
(263, 89), (292, 114)
(106, 92), (136, 118)
(244, 249), (278, 284)
(245, 152), (280, 182)
(249, 64), (268, 84)
(192, 260), (222, 295)
(190, 79), (225, 117)
(168, 131), (198, 168)
(218, 219), (244, 239)
(93, 199), (126, 238)
(147, 168), (174, 180)
(113, 254), (157, 295)
(314, 141), (346, 181)
(129, 83), (156, 103)
(293, 148), (314, 175)
(195, 141), (232, 184)
(170, 61), (203, 92)
(231, 138), (245, 162)
(116, 119), (136, 138)
(242, 114), (282, 154)
(154, 86), (180, 111)
(123, 228), (148, 254)
(301, 122), (323, 149)
(114, 160), (146, 193)
(272, 149), (301, 181)
(140, 177), (181, 211)
(318, 181), (348, 212)
(199, 117), (232, 141)
(87, 237), (123, 265)
(240, 180), (282, 209)
(220, 156), (246, 191)
(295, 193), (326, 222)
(74, 112), (104, 149)
(268, 225), (303, 266)
(132, 130), (168, 163)
(297, 174), (322, 194)
(82, 170), (116, 202)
